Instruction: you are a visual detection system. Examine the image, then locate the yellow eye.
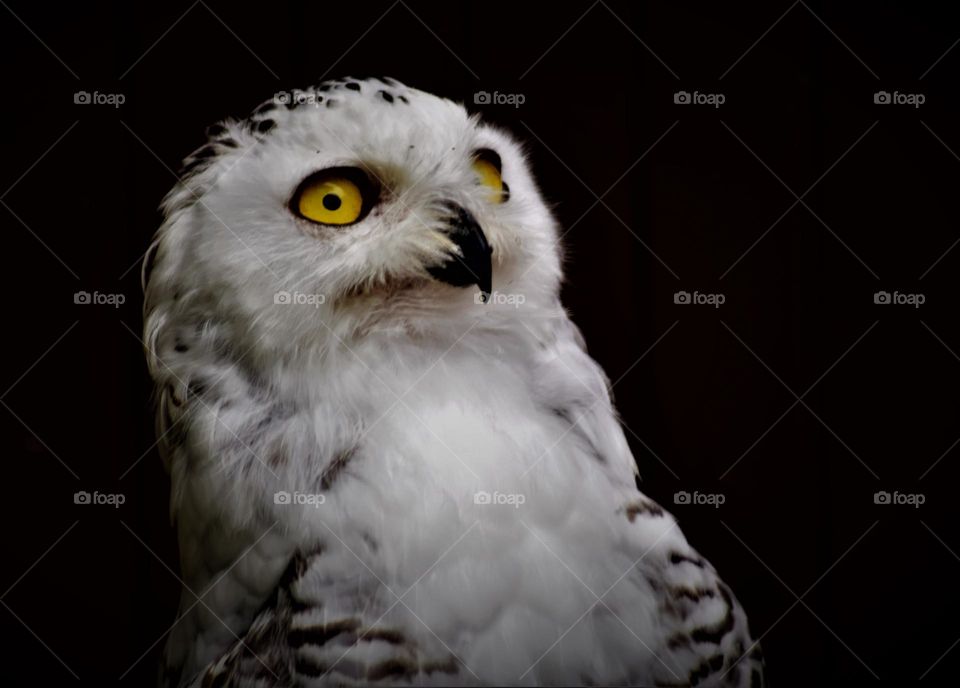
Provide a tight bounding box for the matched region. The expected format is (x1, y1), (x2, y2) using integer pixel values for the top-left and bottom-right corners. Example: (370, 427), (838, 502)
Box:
(472, 149), (505, 203)
(293, 168), (371, 225)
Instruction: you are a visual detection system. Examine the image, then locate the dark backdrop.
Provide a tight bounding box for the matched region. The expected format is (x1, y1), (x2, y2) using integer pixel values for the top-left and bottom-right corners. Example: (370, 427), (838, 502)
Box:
(2, 1), (959, 685)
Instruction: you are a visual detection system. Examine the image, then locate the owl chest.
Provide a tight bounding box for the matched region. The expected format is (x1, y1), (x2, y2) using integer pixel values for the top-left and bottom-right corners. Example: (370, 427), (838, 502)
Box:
(322, 351), (592, 493)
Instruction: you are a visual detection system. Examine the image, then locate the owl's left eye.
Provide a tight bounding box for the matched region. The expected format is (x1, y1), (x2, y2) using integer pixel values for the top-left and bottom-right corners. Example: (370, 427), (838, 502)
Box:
(291, 167), (375, 226)
(472, 149), (506, 203)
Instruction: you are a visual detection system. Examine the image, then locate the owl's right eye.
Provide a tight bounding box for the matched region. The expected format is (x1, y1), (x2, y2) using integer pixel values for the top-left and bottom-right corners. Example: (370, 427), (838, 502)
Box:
(291, 167), (375, 226)
(471, 149), (505, 203)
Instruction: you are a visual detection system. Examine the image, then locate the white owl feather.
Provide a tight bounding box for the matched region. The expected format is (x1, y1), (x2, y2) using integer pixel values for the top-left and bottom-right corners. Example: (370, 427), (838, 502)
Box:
(143, 77), (764, 688)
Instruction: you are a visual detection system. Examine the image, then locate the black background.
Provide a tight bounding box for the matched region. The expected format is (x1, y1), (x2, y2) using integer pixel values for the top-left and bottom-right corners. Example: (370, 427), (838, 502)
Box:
(1, 1), (959, 685)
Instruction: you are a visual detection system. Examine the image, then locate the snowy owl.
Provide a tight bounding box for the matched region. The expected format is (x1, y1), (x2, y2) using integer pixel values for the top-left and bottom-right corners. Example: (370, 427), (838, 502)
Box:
(143, 77), (765, 687)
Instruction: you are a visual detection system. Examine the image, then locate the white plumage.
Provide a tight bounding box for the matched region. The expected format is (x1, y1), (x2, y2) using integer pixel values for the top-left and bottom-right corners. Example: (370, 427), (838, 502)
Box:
(143, 77), (764, 687)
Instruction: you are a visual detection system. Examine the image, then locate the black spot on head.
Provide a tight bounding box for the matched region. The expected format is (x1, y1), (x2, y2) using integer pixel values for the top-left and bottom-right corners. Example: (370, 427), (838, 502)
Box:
(256, 119), (276, 134)
(673, 586), (716, 602)
(174, 341), (189, 353)
(345, 82), (361, 91)
(317, 84), (331, 92)
(218, 137), (239, 148)
(326, 99), (338, 109)
(501, 182), (510, 201)
(670, 552), (706, 567)
(378, 90), (394, 103)
(179, 144), (221, 176)
(180, 159), (207, 177)
(205, 124), (227, 137)
(398, 95), (409, 104)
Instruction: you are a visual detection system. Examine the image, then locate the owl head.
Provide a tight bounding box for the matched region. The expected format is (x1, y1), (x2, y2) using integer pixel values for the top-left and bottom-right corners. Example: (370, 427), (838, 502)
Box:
(144, 77), (563, 371)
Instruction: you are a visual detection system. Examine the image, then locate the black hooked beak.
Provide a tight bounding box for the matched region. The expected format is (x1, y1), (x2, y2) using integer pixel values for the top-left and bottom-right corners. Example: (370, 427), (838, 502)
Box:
(426, 204), (493, 302)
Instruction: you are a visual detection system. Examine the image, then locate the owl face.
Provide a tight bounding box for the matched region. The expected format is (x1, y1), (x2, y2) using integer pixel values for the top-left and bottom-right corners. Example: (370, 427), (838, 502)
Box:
(147, 78), (562, 356)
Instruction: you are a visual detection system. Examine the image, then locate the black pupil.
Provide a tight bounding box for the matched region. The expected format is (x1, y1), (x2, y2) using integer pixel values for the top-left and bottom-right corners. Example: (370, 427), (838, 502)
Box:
(322, 193), (342, 211)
